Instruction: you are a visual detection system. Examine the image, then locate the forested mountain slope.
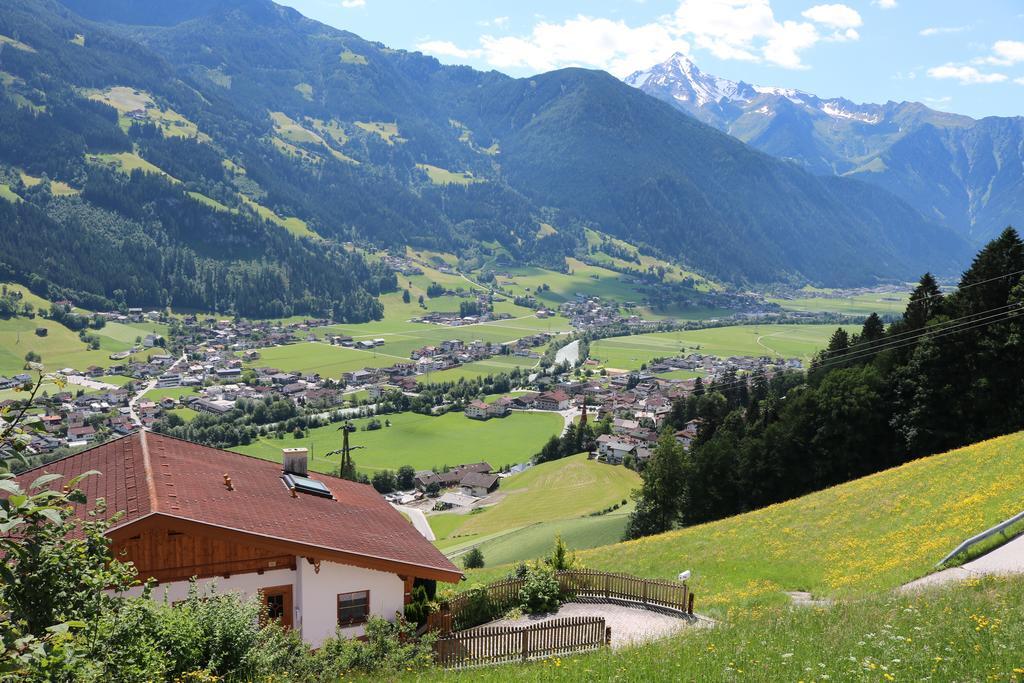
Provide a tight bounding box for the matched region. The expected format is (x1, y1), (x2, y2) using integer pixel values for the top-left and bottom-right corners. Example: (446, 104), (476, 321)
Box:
(0, 0), (971, 312)
(627, 54), (1024, 245)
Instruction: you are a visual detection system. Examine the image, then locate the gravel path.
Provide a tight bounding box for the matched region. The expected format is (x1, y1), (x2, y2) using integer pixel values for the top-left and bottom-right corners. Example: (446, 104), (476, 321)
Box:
(478, 601), (699, 649)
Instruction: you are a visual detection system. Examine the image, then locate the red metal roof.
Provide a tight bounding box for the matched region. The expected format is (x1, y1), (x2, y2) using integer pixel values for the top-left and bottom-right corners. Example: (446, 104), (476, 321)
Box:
(18, 431), (462, 582)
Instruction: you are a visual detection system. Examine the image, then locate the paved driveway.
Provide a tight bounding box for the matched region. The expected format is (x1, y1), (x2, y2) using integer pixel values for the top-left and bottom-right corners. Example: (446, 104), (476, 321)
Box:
(901, 532), (1024, 591)
(477, 601), (702, 649)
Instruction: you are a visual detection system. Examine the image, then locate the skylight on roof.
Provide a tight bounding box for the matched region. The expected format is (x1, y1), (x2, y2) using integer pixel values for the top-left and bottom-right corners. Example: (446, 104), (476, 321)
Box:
(282, 473), (333, 499)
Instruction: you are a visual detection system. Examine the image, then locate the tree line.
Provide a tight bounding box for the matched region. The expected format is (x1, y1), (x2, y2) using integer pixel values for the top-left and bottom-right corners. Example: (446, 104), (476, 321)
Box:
(627, 228), (1024, 539)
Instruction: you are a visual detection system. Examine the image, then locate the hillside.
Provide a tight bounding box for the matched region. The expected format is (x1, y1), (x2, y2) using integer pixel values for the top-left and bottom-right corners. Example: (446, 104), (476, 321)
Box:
(0, 0), (970, 299)
(627, 53), (1024, 244)
(468, 430), (1024, 616)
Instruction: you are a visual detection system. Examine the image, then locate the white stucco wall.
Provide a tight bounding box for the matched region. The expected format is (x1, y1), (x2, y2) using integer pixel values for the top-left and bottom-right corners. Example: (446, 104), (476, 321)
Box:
(296, 556), (405, 647)
(118, 557), (406, 647)
(121, 566), (297, 604)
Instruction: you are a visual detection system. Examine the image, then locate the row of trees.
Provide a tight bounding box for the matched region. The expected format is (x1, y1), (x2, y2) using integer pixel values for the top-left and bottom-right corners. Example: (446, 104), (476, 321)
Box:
(628, 228), (1024, 537)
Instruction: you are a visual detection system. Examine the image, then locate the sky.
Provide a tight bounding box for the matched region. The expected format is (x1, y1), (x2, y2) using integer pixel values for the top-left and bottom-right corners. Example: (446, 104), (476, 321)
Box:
(278, 0), (1023, 118)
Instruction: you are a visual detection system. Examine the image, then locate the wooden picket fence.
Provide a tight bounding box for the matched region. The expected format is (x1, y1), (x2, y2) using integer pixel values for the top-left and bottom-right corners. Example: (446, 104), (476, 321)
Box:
(424, 569), (693, 635)
(434, 616), (608, 669)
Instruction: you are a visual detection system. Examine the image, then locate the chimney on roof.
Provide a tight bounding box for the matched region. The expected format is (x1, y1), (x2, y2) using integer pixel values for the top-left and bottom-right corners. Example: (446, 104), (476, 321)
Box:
(282, 447), (309, 477)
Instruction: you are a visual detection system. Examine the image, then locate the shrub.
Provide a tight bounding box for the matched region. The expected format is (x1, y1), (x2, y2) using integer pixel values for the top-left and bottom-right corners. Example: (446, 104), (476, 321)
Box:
(298, 617), (435, 680)
(519, 565), (560, 615)
(463, 547), (485, 569)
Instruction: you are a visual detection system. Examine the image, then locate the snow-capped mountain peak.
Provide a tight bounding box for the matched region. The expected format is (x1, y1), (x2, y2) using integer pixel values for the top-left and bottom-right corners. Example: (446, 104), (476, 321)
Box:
(625, 52), (754, 108)
(625, 54), (882, 123)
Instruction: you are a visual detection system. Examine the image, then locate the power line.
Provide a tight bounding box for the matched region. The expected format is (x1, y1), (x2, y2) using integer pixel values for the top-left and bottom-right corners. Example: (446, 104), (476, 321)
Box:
(684, 303), (1024, 397)
(831, 300), (1023, 357)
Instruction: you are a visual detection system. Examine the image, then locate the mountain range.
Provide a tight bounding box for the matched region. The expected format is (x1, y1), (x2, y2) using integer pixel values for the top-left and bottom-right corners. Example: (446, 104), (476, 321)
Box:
(626, 53), (1024, 245)
(0, 0), (973, 319)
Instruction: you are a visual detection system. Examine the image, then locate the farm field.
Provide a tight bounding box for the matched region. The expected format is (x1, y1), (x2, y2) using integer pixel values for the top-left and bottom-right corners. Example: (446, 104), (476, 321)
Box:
(140, 386), (200, 403)
(430, 454), (639, 556)
(465, 430), (1024, 618)
(497, 258), (652, 306)
(420, 356), (537, 383)
(768, 287), (911, 315)
(241, 342), (403, 378)
(445, 509), (633, 568)
(590, 324), (857, 370)
(231, 410), (564, 474)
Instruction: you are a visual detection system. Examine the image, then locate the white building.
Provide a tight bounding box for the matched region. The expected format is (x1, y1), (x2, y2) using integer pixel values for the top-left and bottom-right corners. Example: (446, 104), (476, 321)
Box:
(21, 432), (462, 646)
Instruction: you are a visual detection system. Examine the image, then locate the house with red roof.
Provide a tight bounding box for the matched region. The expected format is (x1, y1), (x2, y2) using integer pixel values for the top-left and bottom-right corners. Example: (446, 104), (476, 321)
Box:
(17, 431), (461, 646)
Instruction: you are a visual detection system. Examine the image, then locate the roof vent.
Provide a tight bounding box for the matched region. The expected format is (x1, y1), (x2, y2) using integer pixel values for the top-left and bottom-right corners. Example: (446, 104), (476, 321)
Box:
(282, 447), (308, 476)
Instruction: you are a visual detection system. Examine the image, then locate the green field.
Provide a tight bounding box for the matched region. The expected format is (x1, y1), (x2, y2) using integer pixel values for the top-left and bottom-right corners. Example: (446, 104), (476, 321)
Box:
(423, 576), (1024, 682)
(467, 430), (1024, 619)
(0, 284), (168, 376)
(769, 287), (911, 315)
(242, 342), (403, 378)
(420, 356), (537, 383)
(498, 258), (653, 307)
(590, 324), (856, 370)
(140, 386), (200, 403)
(430, 454), (640, 563)
(231, 410), (564, 474)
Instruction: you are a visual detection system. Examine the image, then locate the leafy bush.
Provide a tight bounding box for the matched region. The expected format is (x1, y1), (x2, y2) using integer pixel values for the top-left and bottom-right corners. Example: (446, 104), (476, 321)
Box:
(298, 617), (435, 680)
(519, 565), (560, 615)
(463, 547), (485, 569)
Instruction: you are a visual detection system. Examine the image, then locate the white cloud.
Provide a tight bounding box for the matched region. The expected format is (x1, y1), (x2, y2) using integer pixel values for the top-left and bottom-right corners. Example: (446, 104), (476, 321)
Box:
(672, 0), (853, 69)
(919, 26), (968, 37)
(478, 16), (510, 28)
(422, 0), (863, 75)
(340, 0), (365, 8)
(1016, 77), (1024, 85)
(873, 0), (897, 8)
(477, 16), (691, 77)
(927, 63), (1008, 84)
(801, 4), (862, 29)
(988, 40), (1024, 65)
(414, 40), (480, 60)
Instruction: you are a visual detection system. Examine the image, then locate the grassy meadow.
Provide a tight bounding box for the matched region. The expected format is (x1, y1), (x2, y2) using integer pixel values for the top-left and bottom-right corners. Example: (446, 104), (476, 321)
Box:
(411, 576), (1024, 682)
(465, 430), (1024, 619)
(589, 324), (857, 370)
(0, 307), (168, 377)
(231, 410), (564, 474)
(769, 287), (911, 316)
(429, 454), (639, 562)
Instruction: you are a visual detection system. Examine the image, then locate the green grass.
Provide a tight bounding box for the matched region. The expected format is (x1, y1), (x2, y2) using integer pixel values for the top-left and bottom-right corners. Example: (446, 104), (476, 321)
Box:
(87, 152), (179, 182)
(242, 342), (404, 378)
(140, 386), (200, 403)
(420, 356), (537, 383)
(354, 121), (403, 144)
(0, 317), (116, 377)
(430, 454), (639, 556)
(413, 576), (1024, 682)
(339, 49), (368, 65)
(590, 324), (856, 370)
(467, 431), (1024, 620)
(231, 410), (564, 474)
(416, 163), (481, 186)
(651, 369), (704, 380)
(0, 184), (22, 203)
(167, 407), (199, 422)
(452, 511), (633, 568)
(769, 288), (911, 315)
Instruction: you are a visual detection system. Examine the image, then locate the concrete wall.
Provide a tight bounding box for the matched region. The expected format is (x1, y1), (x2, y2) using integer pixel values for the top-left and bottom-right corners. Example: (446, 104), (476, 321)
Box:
(296, 556), (405, 646)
